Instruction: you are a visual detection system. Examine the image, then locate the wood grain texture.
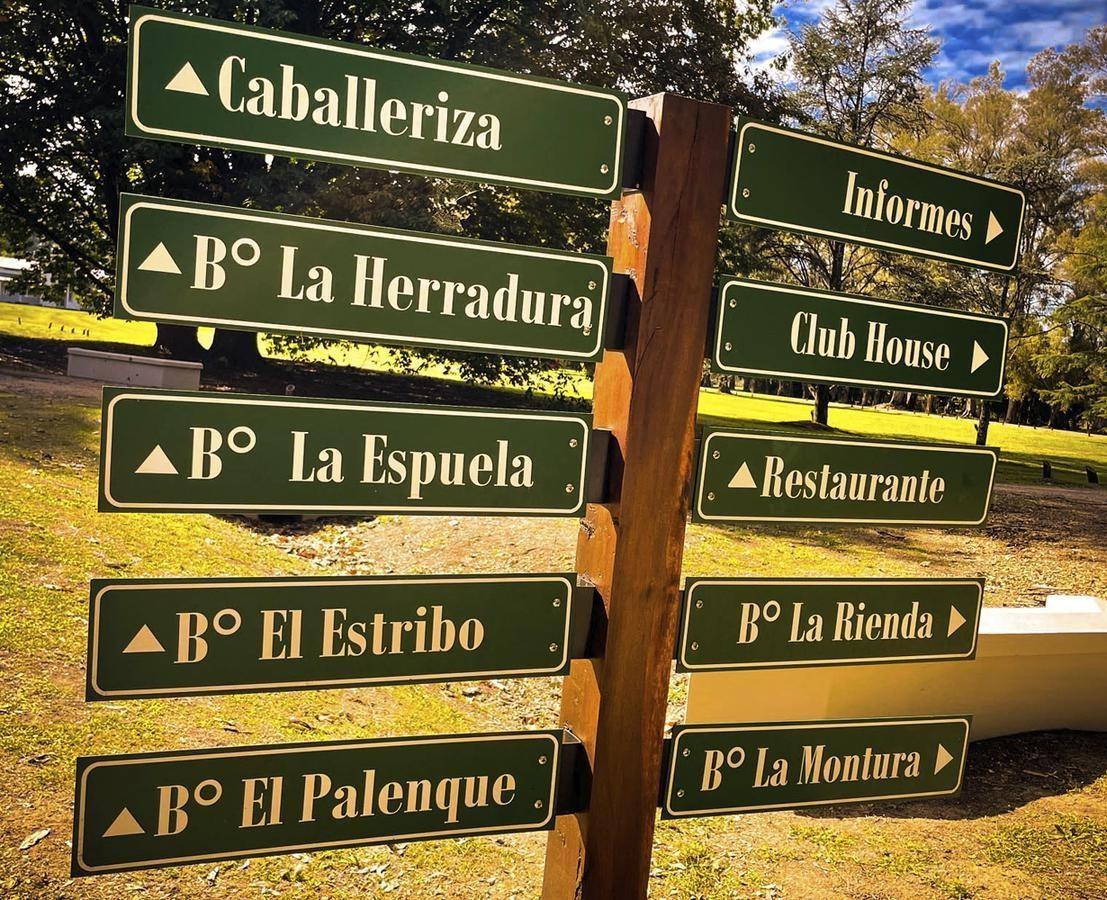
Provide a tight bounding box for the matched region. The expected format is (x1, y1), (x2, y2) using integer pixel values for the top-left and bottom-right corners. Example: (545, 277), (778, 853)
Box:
(541, 92), (731, 900)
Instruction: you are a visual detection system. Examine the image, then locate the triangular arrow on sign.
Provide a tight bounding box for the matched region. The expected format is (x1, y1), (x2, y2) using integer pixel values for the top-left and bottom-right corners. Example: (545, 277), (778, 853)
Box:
(135, 445), (178, 476)
(103, 807), (145, 838)
(165, 61), (208, 96)
(970, 341), (989, 374)
(947, 606), (967, 637)
(122, 624), (165, 654)
(985, 211), (1004, 245)
(934, 743), (954, 775)
(728, 461), (757, 490)
(137, 242), (181, 275)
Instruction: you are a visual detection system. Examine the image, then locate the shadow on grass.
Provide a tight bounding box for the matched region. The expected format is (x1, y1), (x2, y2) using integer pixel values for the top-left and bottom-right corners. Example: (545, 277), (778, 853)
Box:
(797, 730), (1107, 821)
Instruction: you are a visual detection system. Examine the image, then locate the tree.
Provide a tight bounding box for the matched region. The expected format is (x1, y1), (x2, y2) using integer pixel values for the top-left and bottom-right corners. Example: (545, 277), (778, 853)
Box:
(0, 0), (779, 378)
(744, 0), (938, 424)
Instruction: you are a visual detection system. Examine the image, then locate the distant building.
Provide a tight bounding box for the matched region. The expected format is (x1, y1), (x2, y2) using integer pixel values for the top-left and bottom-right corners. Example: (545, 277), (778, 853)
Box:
(0, 256), (80, 309)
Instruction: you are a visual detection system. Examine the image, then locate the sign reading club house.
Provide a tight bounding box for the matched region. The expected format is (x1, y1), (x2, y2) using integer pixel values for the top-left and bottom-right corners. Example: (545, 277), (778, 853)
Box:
(729, 118), (1026, 272)
(126, 6), (625, 198)
(713, 277), (1008, 398)
(87, 574), (579, 699)
(73, 731), (560, 875)
(117, 195), (613, 361)
(99, 388), (591, 516)
(694, 429), (998, 526)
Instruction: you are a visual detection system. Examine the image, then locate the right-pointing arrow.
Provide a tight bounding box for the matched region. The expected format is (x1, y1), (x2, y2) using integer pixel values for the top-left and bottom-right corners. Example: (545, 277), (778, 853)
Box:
(728, 461), (757, 490)
(970, 341), (989, 374)
(947, 606), (967, 637)
(934, 743), (954, 775)
(102, 807), (145, 838)
(985, 211), (1004, 245)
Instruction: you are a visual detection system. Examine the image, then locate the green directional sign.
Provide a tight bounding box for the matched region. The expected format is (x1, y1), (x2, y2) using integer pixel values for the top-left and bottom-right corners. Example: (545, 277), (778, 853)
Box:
(713, 277), (1009, 398)
(126, 6), (625, 198)
(694, 429), (997, 526)
(72, 730), (560, 875)
(728, 118), (1026, 272)
(663, 717), (970, 818)
(99, 388), (591, 516)
(87, 574), (581, 699)
(116, 195), (613, 362)
(677, 578), (983, 672)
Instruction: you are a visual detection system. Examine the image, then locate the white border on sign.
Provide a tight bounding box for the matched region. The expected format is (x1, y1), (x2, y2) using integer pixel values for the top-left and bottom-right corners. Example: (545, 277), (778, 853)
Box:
(730, 121), (1026, 272)
(119, 198), (610, 360)
(76, 732), (560, 873)
(130, 12), (624, 196)
(89, 575), (575, 697)
(714, 279), (1008, 397)
(664, 718), (970, 817)
(678, 578), (983, 670)
(101, 392), (591, 515)
(694, 430), (998, 526)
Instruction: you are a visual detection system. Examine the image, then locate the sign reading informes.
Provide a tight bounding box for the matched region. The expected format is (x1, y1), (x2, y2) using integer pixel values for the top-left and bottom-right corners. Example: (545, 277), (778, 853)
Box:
(126, 6), (625, 198)
(663, 717), (970, 818)
(677, 578), (983, 672)
(693, 429), (998, 526)
(712, 278), (1009, 398)
(728, 119), (1025, 272)
(72, 731), (560, 875)
(116, 195), (613, 362)
(87, 574), (580, 699)
(99, 389), (591, 516)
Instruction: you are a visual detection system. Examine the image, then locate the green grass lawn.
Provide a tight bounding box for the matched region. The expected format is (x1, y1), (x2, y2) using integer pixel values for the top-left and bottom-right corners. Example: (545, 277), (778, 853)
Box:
(3, 301), (1104, 488)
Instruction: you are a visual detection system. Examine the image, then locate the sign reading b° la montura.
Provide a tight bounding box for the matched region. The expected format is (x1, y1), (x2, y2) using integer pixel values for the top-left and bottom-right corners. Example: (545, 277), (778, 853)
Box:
(125, 6), (625, 198)
(116, 194), (613, 362)
(99, 388), (591, 516)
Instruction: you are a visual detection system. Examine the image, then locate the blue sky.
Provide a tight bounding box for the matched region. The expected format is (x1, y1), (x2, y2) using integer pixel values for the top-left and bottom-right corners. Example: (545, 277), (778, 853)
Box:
(750, 0), (1105, 92)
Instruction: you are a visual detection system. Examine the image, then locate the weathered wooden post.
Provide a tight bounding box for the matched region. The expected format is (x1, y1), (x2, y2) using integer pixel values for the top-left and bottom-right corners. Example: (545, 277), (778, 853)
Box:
(541, 92), (731, 900)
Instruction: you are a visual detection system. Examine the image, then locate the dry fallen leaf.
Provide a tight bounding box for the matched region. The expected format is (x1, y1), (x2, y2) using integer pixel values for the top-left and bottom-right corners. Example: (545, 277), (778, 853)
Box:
(19, 829), (49, 851)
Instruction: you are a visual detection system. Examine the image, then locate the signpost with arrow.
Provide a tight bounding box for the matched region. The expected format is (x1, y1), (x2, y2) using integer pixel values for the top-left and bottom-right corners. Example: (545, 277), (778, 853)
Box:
(116, 194), (614, 362)
(677, 578), (983, 671)
(693, 429), (998, 526)
(663, 717), (970, 818)
(125, 6), (625, 198)
(728, 118), (1026, 272)
(712, 278), (1009, 398)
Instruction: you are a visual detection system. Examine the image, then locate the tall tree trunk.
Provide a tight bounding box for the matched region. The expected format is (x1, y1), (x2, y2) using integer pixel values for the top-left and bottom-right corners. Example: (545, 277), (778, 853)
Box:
(811, 241), (845, 426)
(1005, 396), (1020, 424)
(975, 402), (991, 445)
(155, 323), (201, 360)
(924, 394), (934, 415)
(206, 328), (262, 368)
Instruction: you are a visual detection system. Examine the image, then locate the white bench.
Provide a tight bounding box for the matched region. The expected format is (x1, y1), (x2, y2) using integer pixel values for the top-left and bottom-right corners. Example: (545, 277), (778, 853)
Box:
(686, 595), (1107, 741)
(67, 347), (202, 390)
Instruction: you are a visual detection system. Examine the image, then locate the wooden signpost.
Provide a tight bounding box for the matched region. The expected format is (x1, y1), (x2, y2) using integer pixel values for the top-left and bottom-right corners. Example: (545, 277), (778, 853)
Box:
(87, 574), (587, 700)
(73, 731), (561, 875)
(99, 388), (592, 516)
(677, 578), (983, 671)
(116, 194), (615, 362)
(125, 6), (626, 198)
(663, 717), (970, 818)
(713, 277), (1009, 398)
(694, 429), (998, 526)
(728, 118), (1026, 272)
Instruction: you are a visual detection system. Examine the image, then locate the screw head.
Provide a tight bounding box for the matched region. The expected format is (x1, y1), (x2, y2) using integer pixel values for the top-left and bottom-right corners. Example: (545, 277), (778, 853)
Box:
(729, 298), (737, 308)
(742, 188), (751, 199)
(565, 483), (575, 493)
(549, 642), (559, 653)
(695, 599), (703, 609)
(604, 115), (613, 125)
(552, 597), (562, 607)
(748, 143), (756, 153)
(588, 280), (597, 290)
(600, 164), (610, 174)
(682, 748), (690, 757)
(691, 642), (699, 651)
(724, 342), (733, 351)
(707, 492), (716, 501)
(712, 450), (720, 460)
(535, 800), (544, 809)
(569, 438), (578, 448)
(539, 755), (548, 765)
(677, 789), (685, 798)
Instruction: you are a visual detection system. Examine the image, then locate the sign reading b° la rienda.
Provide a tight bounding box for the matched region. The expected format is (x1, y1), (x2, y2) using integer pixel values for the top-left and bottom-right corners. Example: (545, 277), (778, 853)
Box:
(125, 6), (625, 198)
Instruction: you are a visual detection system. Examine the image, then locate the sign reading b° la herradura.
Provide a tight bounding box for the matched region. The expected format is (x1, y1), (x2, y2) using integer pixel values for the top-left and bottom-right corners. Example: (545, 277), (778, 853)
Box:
(663, 717), (970, 818)
(99, 388), (590, 516)
(73, 731), (560, 875)
(126, 6), (625, 198)
(694, 429), (997, 526)
(116, 194), (612, 362)
(728, 118), (1025, 272)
